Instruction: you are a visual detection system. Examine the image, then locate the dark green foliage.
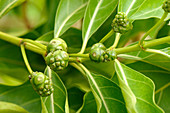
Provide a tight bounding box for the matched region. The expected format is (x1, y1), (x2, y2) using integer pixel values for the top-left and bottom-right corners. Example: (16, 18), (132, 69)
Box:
(47, 38), (68, 53)
(112, 12), (133, 34)
(45, 50), (69, 71)
(162, 0), (170, 13)
(29, 72), (53, 97)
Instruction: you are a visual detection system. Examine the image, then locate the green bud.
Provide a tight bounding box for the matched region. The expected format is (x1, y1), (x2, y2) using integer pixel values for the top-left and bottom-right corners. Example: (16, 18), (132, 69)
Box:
(112, 12), (133, 34)
(45, 50), (69, 71)
(30, 72), (53, 97)
(162, 0), (170, 13)
(47, 38), (67, 53)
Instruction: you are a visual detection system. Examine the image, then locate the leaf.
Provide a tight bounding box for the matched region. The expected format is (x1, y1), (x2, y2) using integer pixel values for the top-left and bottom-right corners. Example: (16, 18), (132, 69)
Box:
(82, 0), (118, 49)
(0, 101), (28, 113)
(54, 0), (88, 38)
(68, 87), (85, 111)
(118, 44), (170, 71)
(114, 59), (164, 113)
(41, 67), (69, 113)
(118, 0), (168, 20)
(0, 0), (25, 18)
(0, 82), (41, 113)
(0, 0), (47, 36)
(79, 64), (127, 113)
(0, 40), (45, 86)
(77, 91), (97, 113)
(126, 61), (170, 113)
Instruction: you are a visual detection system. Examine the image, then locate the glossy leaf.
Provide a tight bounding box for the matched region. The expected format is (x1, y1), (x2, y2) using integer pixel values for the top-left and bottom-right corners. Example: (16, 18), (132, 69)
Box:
(0, 82), (41, 113)
(127, 61), (170, 113)
(41, 67), (69, 113)
(118, 0), (168, 20)
(114, 59), (164, 113)
(77, 91), (97, 113)
(82, 0), (118, 48)
(0, 0), (25, 18)
(54, 0), (88, 38)
(0, 101), (28, 113)
(81, 66), (127, 113)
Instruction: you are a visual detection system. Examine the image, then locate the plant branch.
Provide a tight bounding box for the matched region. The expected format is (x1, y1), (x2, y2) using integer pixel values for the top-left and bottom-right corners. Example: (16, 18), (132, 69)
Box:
(22, 39), (46, 50)
(0, 31), (46, 56)
(114, 36), (170, 54)
(109, 33), (121, 49)
(139, 12), (168, 45)
(99, 29), (114, 43)
(20, 44), (33, 74)
(69, 53), (89, 57)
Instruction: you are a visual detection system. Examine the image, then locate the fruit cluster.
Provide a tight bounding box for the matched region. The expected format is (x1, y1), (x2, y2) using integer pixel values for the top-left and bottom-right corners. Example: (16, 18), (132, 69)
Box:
(112, 12), (133, 34)
(45, 38), (69, 71)
(29, 72), (53, 97)
(89, 43), (116, 62)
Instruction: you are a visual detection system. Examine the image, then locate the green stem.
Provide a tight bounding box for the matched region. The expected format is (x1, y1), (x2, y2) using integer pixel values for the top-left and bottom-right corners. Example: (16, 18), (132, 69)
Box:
(69, 57), (89, 63)
(0, 31), (46, 56)
(139, 12), (168, 45)
(70, 63), (86, 75)
(114, 36), (170, 54)
(69, 53), (89, 58)
(109, 33), (121, 49)
(22, 39), (46, 50)
(145, 48), (170, 58)
(99, 29), (114, 43)
(20, 44), (33, 74)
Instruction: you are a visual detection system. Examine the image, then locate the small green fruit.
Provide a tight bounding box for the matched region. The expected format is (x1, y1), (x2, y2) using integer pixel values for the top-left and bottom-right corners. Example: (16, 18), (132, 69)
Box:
(162, 0), (170, 13)
(45, 50), (69, 71)
(106, 49), (117, 61)
(112, 12), (133, 34)
(30, 72), (53, 97)
(89, 43), (107, 62)
(47, 38), (67, 53)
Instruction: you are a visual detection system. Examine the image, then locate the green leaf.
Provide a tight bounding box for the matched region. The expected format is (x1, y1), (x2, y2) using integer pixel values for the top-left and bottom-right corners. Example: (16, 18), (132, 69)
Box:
(77, 91), (97, 113)
(0, 40), (45, 86)
(82, 0), (118, 49)
(54, 0), (88, 38)
(126, 61), (170, 113)
(0, 82), (41, 113)
(0, 0), (47, 36)
(118, 0), (168, 20)
(0, 101), (28, 113)
(114, 59), (164, 113)
(79, 64), (127, 113)
(41, 67), (69, 113)
(68, 87), (85, 111)
(118, 44), (170, 71)
(0, 0), (25, 18)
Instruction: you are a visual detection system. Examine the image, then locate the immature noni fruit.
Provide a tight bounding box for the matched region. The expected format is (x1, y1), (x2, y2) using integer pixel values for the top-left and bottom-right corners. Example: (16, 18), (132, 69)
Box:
(105, 49), (117, 61)
(112, 12), (133, 34)
(162, 0), (170, 13)
(47, 38), (67, 53)
(89, 43), (107, 62)
(45, 50), (69, 71)
(29, 72), (53, 97)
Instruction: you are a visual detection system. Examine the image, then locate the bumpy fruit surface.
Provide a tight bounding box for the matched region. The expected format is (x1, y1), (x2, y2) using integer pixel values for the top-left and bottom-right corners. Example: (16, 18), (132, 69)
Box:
(105, 49), (117, 61)
(29, 72), (53, 97)
(112, 12), (133, 34)
(47, 38), (67, 53)
(162, 0), (170, 13)
(89, 43), (107, 62)
(45, 50), (69, 71)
